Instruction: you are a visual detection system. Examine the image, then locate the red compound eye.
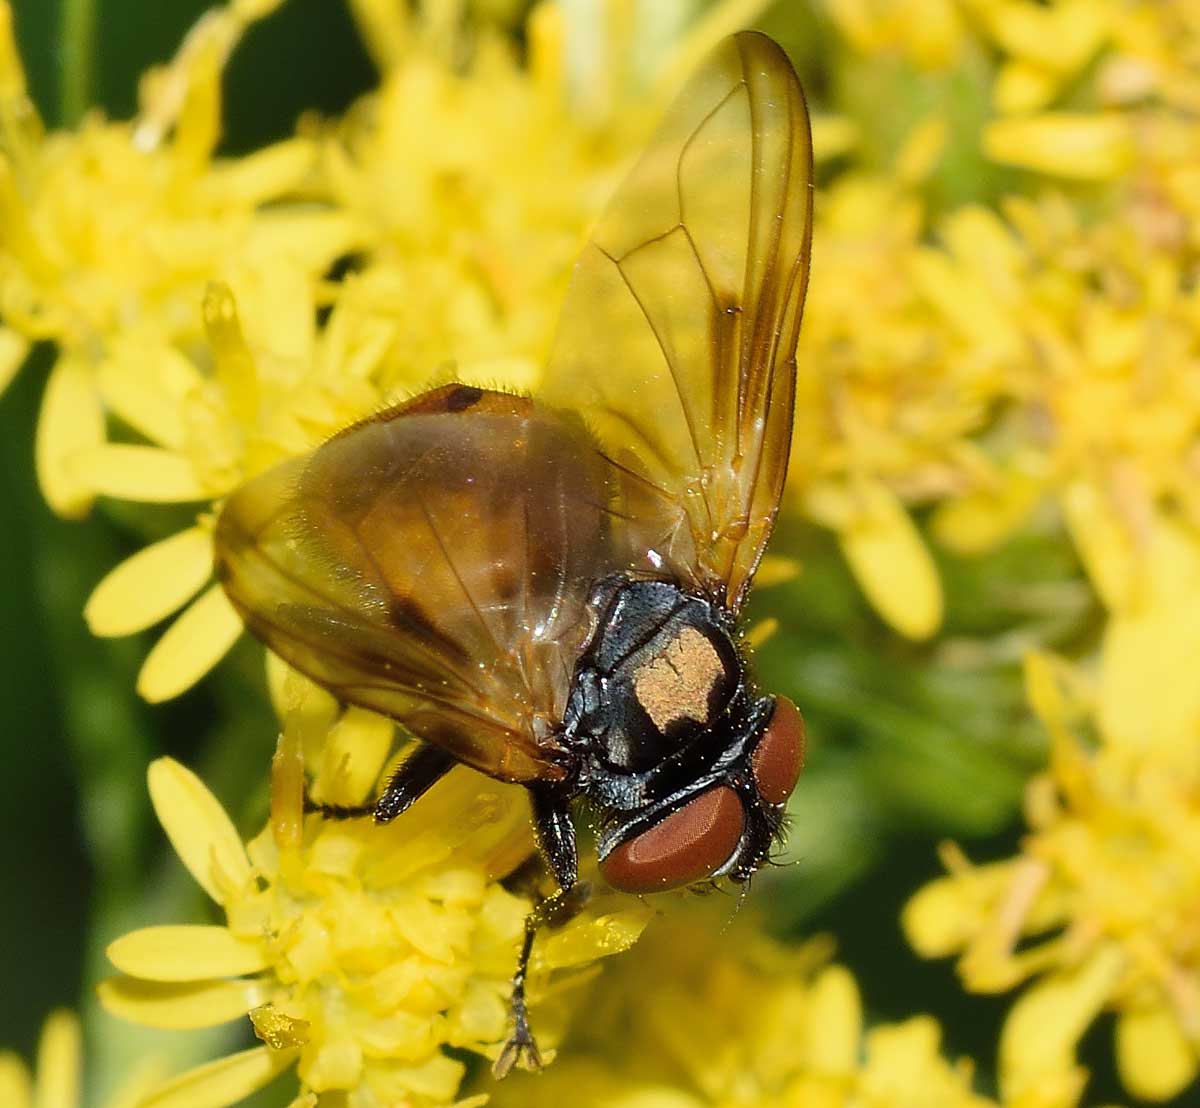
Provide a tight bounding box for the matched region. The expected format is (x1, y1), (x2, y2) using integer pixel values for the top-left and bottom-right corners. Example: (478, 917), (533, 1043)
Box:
(751, 696), (805, 805)
(599, 786), (745, 894)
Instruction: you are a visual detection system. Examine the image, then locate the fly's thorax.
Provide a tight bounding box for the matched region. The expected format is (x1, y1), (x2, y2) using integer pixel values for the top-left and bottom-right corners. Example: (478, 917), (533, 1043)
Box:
(565, 578), (742, 774)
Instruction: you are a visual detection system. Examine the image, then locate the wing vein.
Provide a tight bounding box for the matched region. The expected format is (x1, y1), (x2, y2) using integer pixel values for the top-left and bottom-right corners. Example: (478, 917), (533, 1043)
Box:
(605, 245), (708, 474)
(412, 483), (525, 697)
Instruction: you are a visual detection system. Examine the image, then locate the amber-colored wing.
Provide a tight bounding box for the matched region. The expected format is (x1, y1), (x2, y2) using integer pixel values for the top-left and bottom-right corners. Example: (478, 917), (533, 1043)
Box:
(214, 386), (621, 784)
(541, 31), (813, 612)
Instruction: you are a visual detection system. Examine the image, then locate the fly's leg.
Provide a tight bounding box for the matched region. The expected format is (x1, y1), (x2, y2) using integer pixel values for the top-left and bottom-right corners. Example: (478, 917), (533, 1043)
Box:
(494, 784), (585, 1078)
(303, 743), (456, 822)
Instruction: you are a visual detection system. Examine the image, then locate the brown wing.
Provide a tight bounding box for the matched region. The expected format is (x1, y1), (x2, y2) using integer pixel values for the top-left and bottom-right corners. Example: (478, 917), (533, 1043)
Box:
(541, 31), (813, 612)
(214, 386), (624, 784)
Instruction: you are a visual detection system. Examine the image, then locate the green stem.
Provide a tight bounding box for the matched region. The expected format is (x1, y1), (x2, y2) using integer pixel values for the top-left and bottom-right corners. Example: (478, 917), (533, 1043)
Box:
(58, 0), (97, 125)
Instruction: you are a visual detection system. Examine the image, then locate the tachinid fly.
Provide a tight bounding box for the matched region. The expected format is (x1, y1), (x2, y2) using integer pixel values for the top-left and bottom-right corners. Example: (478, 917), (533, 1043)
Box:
(215, 29), (813, 1074)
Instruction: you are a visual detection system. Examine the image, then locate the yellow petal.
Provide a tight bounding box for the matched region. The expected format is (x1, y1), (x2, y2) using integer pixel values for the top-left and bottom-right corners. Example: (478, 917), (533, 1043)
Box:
(745, 617), (778, 649)
(315, 706), (396, 807)
(36, 355), (104, 518)
(984, 113), (1134, 180)
(85, 527), (214, 637)
(1000, 943), (1125, 1100)
(96, 342), (204, 451)
(104, 1062), (173, 1108)
(231, 0), (288, 21)
(345, 0), (410, 70)
(0, 327), (29, 396)
(861, 1016), (951, 1097)
(1116, 1002), (1198, 1101)
(1097, 518), (1200, 753)
(222, 258), (314, 365)
(98, 976), (269, 1030)
(170, 33), (220, 173)
(72, 445), (210, 503)
(359, 1051), (464, 1102)
(264, 651), (338, 727)
(903, 874), (978, 959)
(754, 555), (802, 588)
(0, 1053), (31, 1108)
(896, 116), (947, 185)
(910, 246), (1020, 361)
(811, 115), (858, 162)
(34, 1011), (80, 1108)
(540, 905), (652, 968)
(838, 481), (943, 640)
(982, 0), (1109, 74)
(0, 1), (32, 100)
(994, 59), (1061, 113)
(205, 137), (315, 206)
(1061, 480), (1135, 611)
(931, 475), (1040, 556)
(804, 965), (861, 1073)
(137, 1045), (297, 1108)
(107, 926), (268, 982)
(297, 1031), (363, 1090)
(138, 585), (243, 703)
(147, 757), (252, 904)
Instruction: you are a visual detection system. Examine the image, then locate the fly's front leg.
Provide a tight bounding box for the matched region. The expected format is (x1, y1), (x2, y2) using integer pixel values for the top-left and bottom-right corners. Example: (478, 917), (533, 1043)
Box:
(304, 742), (456, 822)
(494, 784), (588, 1078)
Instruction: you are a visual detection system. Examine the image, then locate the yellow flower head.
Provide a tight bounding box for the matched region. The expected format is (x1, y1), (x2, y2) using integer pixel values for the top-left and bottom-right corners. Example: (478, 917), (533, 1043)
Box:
(905, 581), (1200, 1103)
(82, 278), (389, 702)
(490, 910), (1055, 1108)
(101, 678), (649, 1107)
(0, 0), (355, 518)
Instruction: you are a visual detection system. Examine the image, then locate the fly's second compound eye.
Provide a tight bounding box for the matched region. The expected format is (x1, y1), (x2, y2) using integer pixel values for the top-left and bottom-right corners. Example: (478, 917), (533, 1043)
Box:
(599, 787), (745, 893)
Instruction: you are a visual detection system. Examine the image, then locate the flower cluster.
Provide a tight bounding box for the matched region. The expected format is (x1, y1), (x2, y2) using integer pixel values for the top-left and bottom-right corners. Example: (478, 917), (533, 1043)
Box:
(792, 0), (1200, 644)
(100, 668), (649, 1106)
(489, 911), (1105, 1108)
(796, 5), (1200, 1101)
(906, 508), (1200, 1104)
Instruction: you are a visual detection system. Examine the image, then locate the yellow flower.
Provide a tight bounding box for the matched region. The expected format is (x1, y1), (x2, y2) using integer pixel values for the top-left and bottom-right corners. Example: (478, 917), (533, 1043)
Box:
(979, 0), (1200, 196)
(791, 160), (963, 640)
(978, 0), (1111, 114)
(323, 0), (781, 397)
(0, 1010), (162, 1108)
(82, 280), (387, 701)
(941, 195), (1199, 558)
(0, 0), (351, 518)
(826, 0), (968, 70)
(323, 1), (638, 396)
(488, 910), (1085, 1108)
(904, 522), (1200, 1104)
(100, 683), (650, 1107)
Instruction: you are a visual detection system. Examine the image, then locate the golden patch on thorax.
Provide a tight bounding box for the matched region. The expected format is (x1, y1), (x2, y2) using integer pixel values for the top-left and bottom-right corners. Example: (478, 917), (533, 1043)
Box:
(634, 626), (726, 733)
